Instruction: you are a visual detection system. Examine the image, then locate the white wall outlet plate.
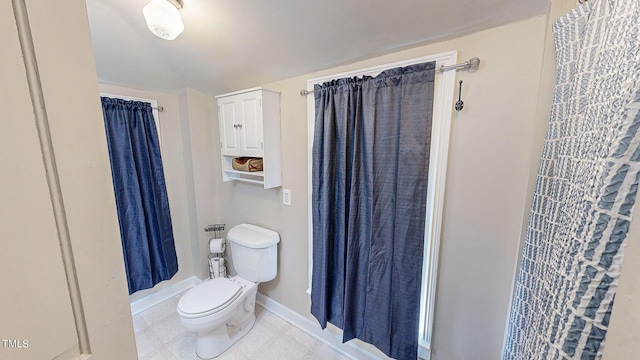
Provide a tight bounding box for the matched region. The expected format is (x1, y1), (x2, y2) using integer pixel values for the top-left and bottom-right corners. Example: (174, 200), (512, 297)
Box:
(283, 189), (291, 206)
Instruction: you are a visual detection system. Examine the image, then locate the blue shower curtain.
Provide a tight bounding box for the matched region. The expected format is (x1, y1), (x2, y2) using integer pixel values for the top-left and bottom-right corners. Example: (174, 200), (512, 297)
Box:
(101, 97), (178, 295)
(311, 62), (435, 359)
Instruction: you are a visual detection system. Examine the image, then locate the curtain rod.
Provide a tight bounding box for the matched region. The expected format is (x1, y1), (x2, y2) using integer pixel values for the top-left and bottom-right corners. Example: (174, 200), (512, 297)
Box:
(299, 57), (480, 96)
(100, 92), (164, 112)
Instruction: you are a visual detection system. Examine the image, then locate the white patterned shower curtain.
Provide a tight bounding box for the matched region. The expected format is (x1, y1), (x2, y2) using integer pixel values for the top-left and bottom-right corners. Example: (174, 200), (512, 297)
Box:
(503, 1), (640, 359)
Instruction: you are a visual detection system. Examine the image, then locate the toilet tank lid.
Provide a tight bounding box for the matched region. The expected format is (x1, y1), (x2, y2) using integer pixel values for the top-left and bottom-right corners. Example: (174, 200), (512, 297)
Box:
(227, 223), (280, 248)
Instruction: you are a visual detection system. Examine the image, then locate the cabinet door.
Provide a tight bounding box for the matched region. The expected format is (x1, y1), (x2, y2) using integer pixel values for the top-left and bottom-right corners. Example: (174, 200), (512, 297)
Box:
(219, 97), (242, 155)
(238, 93), (264, 157)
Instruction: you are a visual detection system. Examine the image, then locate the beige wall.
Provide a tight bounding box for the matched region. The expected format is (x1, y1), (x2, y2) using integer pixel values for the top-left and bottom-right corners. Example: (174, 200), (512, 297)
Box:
(1, 0), (136, 358)
(1, 2), (79, 357)
(208, 15), (550, 360)
(178, 88), (220, 279)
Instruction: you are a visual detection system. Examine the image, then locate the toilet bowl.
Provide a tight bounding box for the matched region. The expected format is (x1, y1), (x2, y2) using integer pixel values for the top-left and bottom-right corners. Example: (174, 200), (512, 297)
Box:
(177, 276), (257, 359)
(177, 224), (279, 359)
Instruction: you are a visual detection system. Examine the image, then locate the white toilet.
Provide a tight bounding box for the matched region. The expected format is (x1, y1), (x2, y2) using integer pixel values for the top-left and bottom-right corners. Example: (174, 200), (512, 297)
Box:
(177, 223), (280, 359)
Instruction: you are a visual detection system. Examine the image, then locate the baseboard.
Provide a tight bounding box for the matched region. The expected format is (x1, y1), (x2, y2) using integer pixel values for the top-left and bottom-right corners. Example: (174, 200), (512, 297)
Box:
(130, 276), (202, 315)
(256, 292), (385, 360)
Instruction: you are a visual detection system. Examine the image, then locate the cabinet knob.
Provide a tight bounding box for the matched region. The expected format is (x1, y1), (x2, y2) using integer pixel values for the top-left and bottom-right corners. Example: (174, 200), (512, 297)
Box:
(235, 124), (242, 129)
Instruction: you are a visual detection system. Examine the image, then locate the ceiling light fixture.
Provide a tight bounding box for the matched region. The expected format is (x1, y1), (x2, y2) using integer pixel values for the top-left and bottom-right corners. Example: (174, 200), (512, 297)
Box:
(143, 0), (184, 40)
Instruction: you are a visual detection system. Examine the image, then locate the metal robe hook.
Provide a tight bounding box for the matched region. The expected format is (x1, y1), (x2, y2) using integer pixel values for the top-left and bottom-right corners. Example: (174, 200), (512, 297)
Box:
(455, 80), (464, 111)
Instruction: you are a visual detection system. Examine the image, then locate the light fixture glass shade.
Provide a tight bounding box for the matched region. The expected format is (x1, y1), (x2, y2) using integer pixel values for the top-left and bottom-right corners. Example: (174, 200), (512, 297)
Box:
(143, 0), (184, 40)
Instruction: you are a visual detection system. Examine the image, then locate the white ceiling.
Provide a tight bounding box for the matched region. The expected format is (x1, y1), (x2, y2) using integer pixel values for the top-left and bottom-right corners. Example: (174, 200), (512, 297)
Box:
(85, 0), (550, 95)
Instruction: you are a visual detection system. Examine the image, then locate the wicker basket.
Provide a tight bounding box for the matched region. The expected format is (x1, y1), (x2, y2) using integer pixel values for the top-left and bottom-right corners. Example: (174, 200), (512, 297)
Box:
(231, 157), (263, 172)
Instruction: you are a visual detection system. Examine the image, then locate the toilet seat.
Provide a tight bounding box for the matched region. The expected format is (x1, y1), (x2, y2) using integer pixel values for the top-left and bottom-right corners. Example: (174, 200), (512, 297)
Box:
(177, 278), (242, 318)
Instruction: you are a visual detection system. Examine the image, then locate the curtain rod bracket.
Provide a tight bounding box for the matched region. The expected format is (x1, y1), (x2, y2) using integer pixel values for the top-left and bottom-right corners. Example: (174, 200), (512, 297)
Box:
(437, 57), (480, 73)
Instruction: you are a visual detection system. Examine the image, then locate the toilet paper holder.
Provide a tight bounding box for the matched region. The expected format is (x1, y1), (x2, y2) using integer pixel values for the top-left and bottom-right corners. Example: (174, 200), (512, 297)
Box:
(208, 254), (226, 279)
(205, 224), (227, 279)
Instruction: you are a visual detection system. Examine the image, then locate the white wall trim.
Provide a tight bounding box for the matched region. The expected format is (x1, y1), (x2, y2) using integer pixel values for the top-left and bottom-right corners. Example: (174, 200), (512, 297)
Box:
(256, 293), (386, 360)
(130, 276), (201, 315)
(417, 51), (457, 356)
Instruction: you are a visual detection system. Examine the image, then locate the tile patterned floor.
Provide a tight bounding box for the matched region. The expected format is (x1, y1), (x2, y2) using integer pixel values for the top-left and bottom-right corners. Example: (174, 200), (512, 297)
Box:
(133, 292), (349, 360)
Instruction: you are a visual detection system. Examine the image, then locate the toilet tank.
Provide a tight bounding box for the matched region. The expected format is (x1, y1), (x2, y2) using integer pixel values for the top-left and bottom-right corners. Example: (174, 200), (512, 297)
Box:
(227, 224), (280, 282)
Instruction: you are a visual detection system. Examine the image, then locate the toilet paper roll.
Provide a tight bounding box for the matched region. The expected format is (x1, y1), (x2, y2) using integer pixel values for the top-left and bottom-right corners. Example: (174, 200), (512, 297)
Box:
(211, 258), (227, 278)
(209, 257), (226, 278)
(209, 238), (225, 253)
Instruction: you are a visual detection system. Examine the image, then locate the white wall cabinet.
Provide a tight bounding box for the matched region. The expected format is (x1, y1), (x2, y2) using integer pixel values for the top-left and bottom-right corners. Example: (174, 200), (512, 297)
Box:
(216, 88), (281, 188)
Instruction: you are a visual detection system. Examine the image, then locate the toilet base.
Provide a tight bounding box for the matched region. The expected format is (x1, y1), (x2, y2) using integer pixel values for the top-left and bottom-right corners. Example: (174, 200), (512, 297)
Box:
(195, 313), (256, 359)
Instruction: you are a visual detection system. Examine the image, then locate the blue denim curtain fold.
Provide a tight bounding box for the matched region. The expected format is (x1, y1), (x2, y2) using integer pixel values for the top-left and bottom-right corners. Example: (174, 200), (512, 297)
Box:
(311, 62), (435, 359)
(101, 97), (178, 295)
